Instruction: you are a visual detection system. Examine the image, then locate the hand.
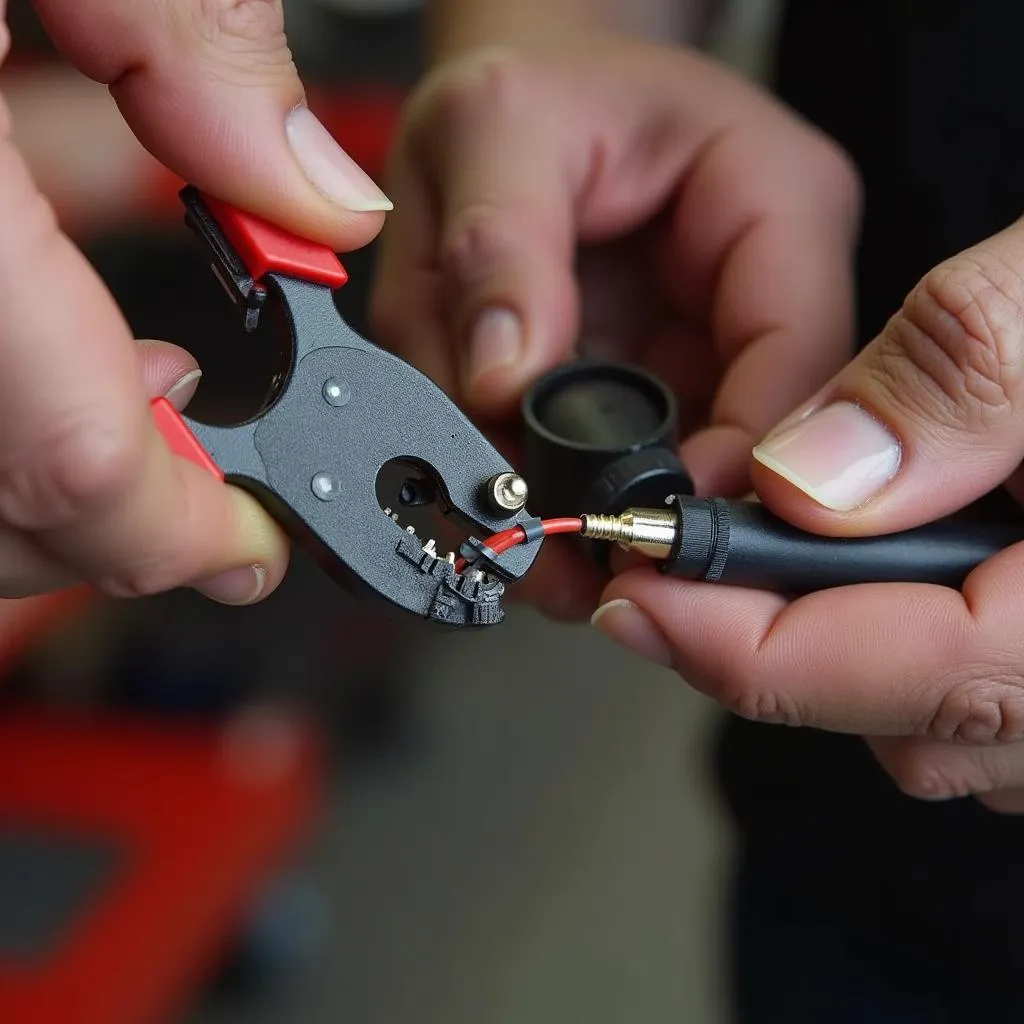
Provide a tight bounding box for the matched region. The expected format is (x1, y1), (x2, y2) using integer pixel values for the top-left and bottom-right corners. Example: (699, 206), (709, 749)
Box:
(596, 219), (1024, 814)
(0, 0), (391, 604)
(371, 35), (860, 618)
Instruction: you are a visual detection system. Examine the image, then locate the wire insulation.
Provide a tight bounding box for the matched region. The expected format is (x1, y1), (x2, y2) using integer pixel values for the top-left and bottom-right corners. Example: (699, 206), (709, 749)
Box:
(455, 517), (583, 573)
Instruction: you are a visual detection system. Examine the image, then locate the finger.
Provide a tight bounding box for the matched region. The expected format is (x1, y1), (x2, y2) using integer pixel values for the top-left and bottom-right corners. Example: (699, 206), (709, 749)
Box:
(0, 472), (289, 601)
(749, 219), (1024, 534)
(623, 324), (756, 496)
(389, 52), (583, 415)
(664, 121), (860, 498)
(977, 789), (1024, 814)
(593, 539), (1024, 738)
(0, 340), (203, 598)
(370, 140), (455, 392)
(868, 735), (1024, 812)
(678, 427), (756, 497)
(136, 339), (201, 407)
(31, 0), (390, 250)
(0, 119), (287, 601)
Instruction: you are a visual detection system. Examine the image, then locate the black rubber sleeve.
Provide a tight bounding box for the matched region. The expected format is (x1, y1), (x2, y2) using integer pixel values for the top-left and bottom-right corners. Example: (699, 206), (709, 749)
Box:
(662, 495), (1024, 592)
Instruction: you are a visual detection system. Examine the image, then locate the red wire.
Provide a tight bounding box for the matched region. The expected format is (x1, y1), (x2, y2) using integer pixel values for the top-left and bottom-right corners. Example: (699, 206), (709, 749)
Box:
(454, 517), (583, 574)
(531, 517), (585, 538)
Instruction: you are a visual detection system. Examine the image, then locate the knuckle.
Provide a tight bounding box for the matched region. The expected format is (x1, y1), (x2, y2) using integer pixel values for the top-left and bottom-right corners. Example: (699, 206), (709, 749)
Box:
(188, 0), (293, 77)
(873, 255), (1024, 433)
(926, 671), (1024, 744)
(0, 416), (140, 530)
(439, 204), (517, 287)
(201, 0), (283, 39)
(423, 48), (535, 133)
(722, 683), (803, 728)
(886, 748), (973, 802)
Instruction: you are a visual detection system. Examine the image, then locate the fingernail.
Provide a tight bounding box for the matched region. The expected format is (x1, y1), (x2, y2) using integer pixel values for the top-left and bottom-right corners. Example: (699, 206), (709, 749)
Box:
(591, 599), (673, 668)
(285, 104), (393, 212)
(195, 565), (266, 606)
(752, 401), (901, 511)
(164, 369), (202, 405)
(466, 308), (522, 388)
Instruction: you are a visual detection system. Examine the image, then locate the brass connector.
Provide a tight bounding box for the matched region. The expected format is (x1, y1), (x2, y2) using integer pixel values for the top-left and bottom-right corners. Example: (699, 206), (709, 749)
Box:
(581, 507), (679, 559)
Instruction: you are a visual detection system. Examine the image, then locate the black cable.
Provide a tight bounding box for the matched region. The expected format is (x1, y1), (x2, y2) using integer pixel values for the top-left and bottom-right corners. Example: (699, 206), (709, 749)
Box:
(663, 495), (1024, 592)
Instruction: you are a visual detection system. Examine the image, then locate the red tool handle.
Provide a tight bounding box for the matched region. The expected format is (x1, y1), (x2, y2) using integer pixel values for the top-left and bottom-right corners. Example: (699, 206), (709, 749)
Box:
(149, 190), (352, 477)
(200, 192), (348, 289)
(150, 398), (223, 479)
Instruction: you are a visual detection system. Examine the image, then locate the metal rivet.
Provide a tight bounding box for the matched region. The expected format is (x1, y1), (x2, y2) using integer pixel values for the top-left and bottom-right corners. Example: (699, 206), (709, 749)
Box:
(311, 473), (340, 501)
(485, 472), (529, 514)
(322, 377), (351, 407)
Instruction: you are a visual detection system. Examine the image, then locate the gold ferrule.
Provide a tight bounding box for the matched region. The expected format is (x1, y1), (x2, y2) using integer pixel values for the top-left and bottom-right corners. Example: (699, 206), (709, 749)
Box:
(581, 507), (679, 559)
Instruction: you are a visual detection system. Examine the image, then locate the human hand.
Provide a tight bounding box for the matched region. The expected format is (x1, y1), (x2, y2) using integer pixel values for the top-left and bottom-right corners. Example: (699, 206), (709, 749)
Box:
(370, 34), (860, 618)
(595, 219), (1024, 814)
(1, 0), (390, 604)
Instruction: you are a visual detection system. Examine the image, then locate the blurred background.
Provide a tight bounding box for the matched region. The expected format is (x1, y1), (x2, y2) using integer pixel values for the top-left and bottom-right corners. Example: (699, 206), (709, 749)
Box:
(0, 2), (781, 1022)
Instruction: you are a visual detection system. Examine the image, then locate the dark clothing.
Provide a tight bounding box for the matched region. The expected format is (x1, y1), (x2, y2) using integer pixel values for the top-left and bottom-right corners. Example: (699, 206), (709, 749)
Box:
(719, 1), (1024, 1018)
(776, 0), (1024, 339)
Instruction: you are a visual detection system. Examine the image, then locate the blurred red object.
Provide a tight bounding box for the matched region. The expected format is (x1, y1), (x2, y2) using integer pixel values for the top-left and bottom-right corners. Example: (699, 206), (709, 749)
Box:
(0, 707), (321, 1024)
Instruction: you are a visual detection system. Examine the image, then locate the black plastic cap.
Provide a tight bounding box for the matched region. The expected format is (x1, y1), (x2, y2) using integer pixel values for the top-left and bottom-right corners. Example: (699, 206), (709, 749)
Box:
(521, 362), (694, 562)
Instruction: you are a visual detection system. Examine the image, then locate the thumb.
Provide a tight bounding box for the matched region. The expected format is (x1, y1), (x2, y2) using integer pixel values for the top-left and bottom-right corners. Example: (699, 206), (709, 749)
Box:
(33, 0), (391, 250)
(749, 219), (1024, 534)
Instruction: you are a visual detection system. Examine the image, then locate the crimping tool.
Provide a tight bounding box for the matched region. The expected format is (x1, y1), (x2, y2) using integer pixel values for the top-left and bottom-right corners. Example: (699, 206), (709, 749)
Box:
(150, 187), (540, 628)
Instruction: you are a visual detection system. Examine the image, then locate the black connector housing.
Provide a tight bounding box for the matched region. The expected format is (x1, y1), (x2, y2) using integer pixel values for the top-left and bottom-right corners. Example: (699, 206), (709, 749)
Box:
(522, 362), (693, 564)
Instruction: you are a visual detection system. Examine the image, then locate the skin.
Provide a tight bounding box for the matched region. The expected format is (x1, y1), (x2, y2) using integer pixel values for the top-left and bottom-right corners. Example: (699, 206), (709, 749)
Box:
(0, 0), (387, 605)
(372, 20), (1024, 812)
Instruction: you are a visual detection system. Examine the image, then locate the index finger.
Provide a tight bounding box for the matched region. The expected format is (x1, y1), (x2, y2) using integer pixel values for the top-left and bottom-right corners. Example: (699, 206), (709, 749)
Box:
(32, 0), (390, 249)
(598, 544), (1024, 741)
